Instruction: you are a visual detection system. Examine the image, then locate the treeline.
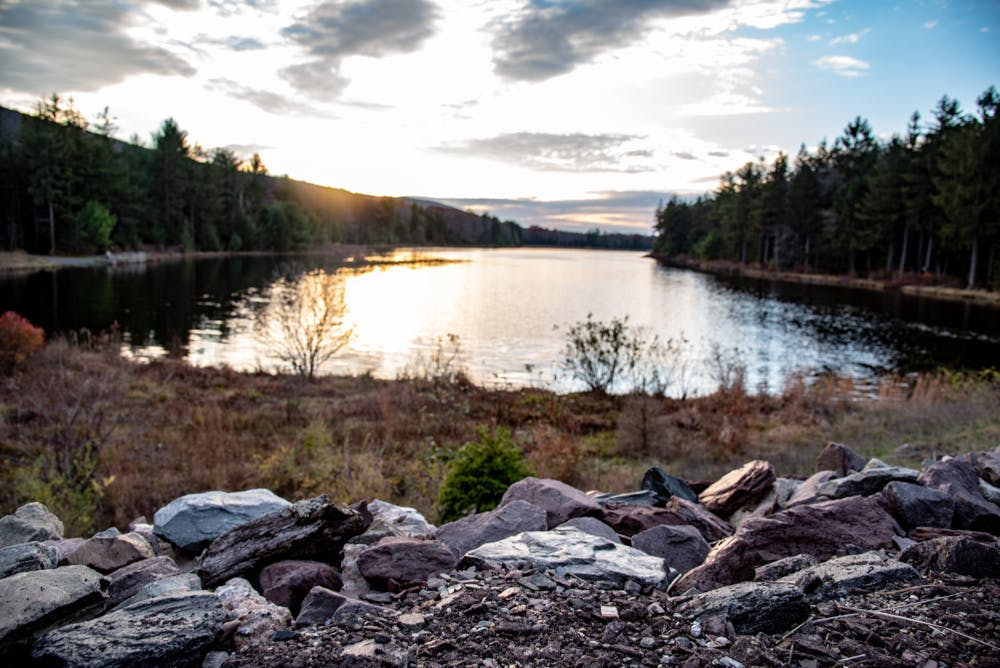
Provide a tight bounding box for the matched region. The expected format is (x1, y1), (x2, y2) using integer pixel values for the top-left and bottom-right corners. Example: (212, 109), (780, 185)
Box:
(653, 86), (1000, 290)
(0, 97), (652, 255)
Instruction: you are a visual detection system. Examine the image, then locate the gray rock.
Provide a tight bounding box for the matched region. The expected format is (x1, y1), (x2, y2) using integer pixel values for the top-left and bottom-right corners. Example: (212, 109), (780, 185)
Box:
(785, 470), (838, 507)
(970, 450), (1000, 486)
(899, 535), (1000, 578)
(195, 496), (370, 588)
(259, 560), (342, 615)
(113, 573), (202, 611)
(817, 463), (919, 499)
(815, 442), (867, 476)
(295, 586), (387, 626)
(773, 478), (803, 510)
(631, 524), (709, 574)
(348, 499), (435, 546)
(215, 577), (292, 650)
(0, 565), (107, 654)
(918, 458), (1000, 533)
(462, 526), (668, 587)
(0, 541), (58, 578)
(778, 551), (918, 599)
(641, 467), (699, 503)
(31, 591), (224, 667)
(556, 516), (622, 544)
(679, 581), (809, 634)
(590, 490), (661, 506)
(357, 538), (458, 590)
(436, 500), (548, 557)
(106, 555), (181, 608)
(342, 638), (409, 667)
(754, 554), (820, 581)
(154, 488), (291, 554)
(600, 498), (732, 543)
(66, 531), (155, 574)
(500, 477), (602, 528)
(699, 460), (776, 517)
(203, 651), (230, 668)
(981, 478), (1000, 505)
(338, 543), (369, 596)
(881, 481), (955, 530)
(0, 502), (64, 548)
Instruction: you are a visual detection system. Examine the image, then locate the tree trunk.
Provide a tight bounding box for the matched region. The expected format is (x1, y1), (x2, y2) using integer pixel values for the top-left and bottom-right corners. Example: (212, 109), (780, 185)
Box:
(885, 240), (894, 276)
(47, 199), (55, 255)
(897, 223), (909, 278)
(967, 235), (979, 290)
(987, 243), (996, 289)
(922, 237), (933, 274)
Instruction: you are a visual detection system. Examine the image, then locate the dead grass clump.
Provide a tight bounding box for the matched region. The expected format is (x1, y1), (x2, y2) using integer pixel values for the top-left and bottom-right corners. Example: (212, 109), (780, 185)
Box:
(524, 424), (585, 487)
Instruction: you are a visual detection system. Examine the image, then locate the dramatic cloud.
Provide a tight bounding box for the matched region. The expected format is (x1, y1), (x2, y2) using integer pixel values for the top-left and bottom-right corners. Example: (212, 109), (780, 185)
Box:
(280, 0), (438, 99)
(490, 0), (733, 81)
(209, 78), (328, 116)
(437, 132), (656, 173)
(813, 54), (871, 78)
(0, 0), (195, 94)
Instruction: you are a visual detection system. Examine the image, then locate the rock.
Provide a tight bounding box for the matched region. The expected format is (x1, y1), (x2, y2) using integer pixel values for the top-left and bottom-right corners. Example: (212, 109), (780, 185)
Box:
(590, 490), (661, 506)
(348, 499), (435, 546)
(641, 467), (699, 504)
(899, 535), (1000, 578)
(195, 496), (370, 588)
(259, 560), (342, 615)
(461, 526), (668, 588)
(556, 516), (621, 544)
(114, 572), (203, 611)
(728, 485), (779, 530)
(772, 478), (802, 510)
(500, 477), (602, 528)
(66, 531), (156, 574)
(106, 555), (181, 608)
(778, 551), (918, 599)
(881, 481), (955, 530)
(342, 638), (409, 667)
(601, 498), (732, 542)
(815, 442), (867, 476)
(295, 586), (387, 626)
(436, 500), (548, 557)
(698, 460), (776, 517)
(153, 488), (291, 554)
(40, 538), (87, 566)
(918, 458), (1000, 533)
(0, 541), (58, 579)
(754, 554), (819, 581)
(674, 495), (901, 593)
(662, 497), (733, 542)
(215, 577), (293, 650)
(0, 502), (64, 548)
(357, 537), (458, 591)
(338, 543), (369, 595)
(0, 565), (107, 655)
(970, 450), (1000, 486)
(679, 581), (809, 634)
(817, 462), (919, 499)
(981, 478), (1000, 505)
(31, 591), (224, 667)
(785, 471), (838, 507)
(631, 524), (709, 574)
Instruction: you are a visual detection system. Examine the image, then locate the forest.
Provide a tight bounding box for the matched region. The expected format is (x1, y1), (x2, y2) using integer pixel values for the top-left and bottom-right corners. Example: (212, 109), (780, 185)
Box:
(653, 86), (1000, 290)
(0, 96), (652, 255)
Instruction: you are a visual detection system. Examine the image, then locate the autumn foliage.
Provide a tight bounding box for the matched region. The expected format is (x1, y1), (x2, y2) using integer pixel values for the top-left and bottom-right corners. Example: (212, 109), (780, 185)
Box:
(0, 311), (44, 373)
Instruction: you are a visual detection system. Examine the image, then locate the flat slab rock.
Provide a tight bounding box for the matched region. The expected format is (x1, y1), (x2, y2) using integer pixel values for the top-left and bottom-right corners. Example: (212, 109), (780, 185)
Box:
(679, 580), (809, 634)
(436, 500), (548, 558)
(31, 591), (225, 668)
(66, 531), (155, 574)
(778, 551), (918, 600)
(106, 555), (181, 608)
(461, 526), (667, 587)
(0, 502), (64, 548)
(817, 461), (919, 499)
(698, 459), (776, 517)
(601, 497), (731, 543)
(357, 537), (458, 590)
(154, 488), (291, 554)
(500, 477), (602, 528)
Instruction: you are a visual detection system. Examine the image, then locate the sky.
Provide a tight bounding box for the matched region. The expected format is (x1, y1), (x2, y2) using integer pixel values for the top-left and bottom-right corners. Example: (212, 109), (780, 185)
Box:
(0, 1), (998, 234)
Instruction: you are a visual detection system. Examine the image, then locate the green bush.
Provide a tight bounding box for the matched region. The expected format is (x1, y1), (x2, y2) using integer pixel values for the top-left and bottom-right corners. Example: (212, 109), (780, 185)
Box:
(437, 426), (533, 523)
(76, 200), (116, 252)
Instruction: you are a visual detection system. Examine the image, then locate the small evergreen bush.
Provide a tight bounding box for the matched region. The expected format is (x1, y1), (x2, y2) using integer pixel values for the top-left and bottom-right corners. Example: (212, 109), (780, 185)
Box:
(437, 426), (533, 523)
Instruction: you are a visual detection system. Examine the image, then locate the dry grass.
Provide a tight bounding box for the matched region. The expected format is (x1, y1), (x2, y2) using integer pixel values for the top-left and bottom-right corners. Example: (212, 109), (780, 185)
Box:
(1, 341), (997, 535)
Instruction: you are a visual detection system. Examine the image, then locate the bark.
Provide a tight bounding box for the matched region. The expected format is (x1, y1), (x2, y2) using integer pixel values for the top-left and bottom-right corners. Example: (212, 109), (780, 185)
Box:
(897, 223), (909, 278)
(967, 235), (979, 290)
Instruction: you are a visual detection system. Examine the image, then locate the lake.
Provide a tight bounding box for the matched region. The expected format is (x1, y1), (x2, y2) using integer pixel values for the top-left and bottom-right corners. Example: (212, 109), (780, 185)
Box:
(2, 247), (999, 394)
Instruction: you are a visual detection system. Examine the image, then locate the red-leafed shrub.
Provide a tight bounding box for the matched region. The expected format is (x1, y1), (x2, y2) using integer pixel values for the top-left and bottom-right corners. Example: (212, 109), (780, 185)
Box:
(0, 311), (44, 373)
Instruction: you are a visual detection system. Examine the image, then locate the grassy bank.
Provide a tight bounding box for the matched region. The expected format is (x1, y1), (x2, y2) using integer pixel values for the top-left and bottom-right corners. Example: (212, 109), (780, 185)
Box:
(1, 340), (997, 535)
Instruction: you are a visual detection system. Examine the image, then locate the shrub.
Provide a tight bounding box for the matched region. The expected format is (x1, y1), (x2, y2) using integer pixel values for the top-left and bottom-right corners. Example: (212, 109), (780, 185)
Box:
(76, 200), (116, 252)
(0, 311), (44, 373)
(560, 314), (643, 393)
(437, 426), (533, 523)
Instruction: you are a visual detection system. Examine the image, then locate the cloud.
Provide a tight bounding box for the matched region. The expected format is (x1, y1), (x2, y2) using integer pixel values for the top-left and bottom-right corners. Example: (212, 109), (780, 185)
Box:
(924, 19), (939, 30)
(280, 0), (438, 99)
(490, 0), (734, 82)
(436, 132), (656, 173)
(708, 150), (729, 157)
(152, 0), (201, 9)
(0, 0), (196, 94)
(813, 55), (870, 78)
(209, 78), (330, 116)
(673, 151), (697, 160)
(829, 31), (861, 45)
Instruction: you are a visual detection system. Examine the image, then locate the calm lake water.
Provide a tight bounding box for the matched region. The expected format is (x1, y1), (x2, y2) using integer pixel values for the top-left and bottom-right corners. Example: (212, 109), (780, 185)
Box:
(3, 247), (999, 394)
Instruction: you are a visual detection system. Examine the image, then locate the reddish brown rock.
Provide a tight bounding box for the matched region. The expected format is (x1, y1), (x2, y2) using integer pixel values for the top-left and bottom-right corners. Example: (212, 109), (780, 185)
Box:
(918, 458), (1000, 533)
(698, 460), (776, 517)
(600, 498), (731, 543)
(908, 526), (998, 542)
(357, 538), (457, 591)
(673, 495), (902, 593)
(899, 535), (1000, 578)
(785, 471), (838, 507)
(66, 532), (155, 574)
(500, 477), (601, 528)
(259, 560), (342, 615)
(106, 555), (180, 607)
(663, 497), (733, 543)
(815, 442), (867, 476)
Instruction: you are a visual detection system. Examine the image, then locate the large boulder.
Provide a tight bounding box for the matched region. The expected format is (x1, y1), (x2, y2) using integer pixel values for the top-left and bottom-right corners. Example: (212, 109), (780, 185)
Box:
(154, 488), (291, 554)
(679, 581), (809, 634)
(601, 497), (731, 542)
(113, 573), (202, 611)
(555, 517), (621, 544)
(0, 541), (59, 579)
(106, 555), (181, 608)
(259, 560), (342, 615)
(31, 591), (224, 667)
(215, 577), (292, 650)
(899, 535), (1000, 578)
(698, 460), (775, 517)
(970, 450), (1000, 486)
(0, 565), (107, 655)
(295, 586), (388, 626)
(661, 497), (733, 542)
(785, 470), (838, 507)
(461, 526), (667, 588)
(0, 502), (63, 548)
(500, 477), (602, 528)
(357, 538), (457, 591)
(640, 467), (699, 504)
(777, 551), (918, 600)
(66, 531), (155, 574)
(348, 500), (435, 546)
(436, 500), (547, 558)
(630, 524), (709, 574)
(196, 496), (370, 588)
(815, 442), (867, 476)
(817, 460), (919, 499)
(881, 481), (954, 530)
(918, 458), (1000, 533)
(674, 495), (902, 593)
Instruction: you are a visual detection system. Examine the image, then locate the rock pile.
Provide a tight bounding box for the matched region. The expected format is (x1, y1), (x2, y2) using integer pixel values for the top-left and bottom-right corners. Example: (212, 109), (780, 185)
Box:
(1, 443), (998, 667)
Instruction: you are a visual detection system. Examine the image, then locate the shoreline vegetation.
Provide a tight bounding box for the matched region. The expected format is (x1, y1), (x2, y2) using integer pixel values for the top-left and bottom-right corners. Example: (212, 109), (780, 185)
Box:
(2, 334), (997, 537)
